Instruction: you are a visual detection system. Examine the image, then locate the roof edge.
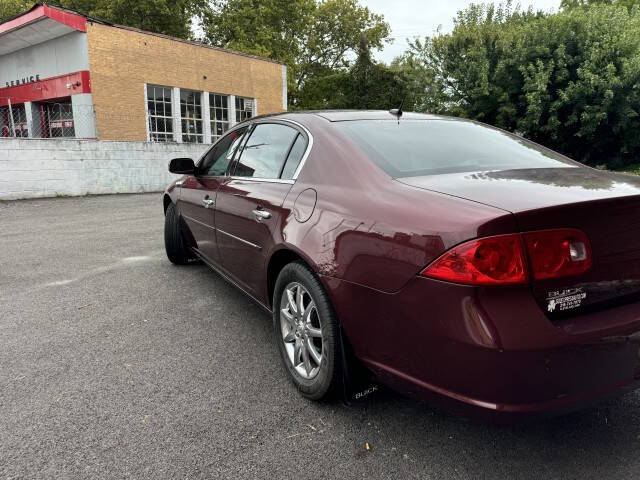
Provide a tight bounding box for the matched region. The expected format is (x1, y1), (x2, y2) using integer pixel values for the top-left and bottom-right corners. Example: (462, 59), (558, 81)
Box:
(100, 23), (285, 66)
(0, 4), (88, 35)
(0, 3), (285, 66)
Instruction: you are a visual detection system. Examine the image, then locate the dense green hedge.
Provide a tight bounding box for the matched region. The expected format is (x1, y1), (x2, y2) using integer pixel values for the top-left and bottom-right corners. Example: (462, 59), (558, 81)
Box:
(398, 2), (640, 168)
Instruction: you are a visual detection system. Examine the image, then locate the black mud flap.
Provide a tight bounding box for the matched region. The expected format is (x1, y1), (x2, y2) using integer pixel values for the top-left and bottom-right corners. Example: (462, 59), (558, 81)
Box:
(339, 325), (379, 406)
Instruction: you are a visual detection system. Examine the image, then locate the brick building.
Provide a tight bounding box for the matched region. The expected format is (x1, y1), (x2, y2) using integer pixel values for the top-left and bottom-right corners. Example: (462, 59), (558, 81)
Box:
(0, 3), (287, 142)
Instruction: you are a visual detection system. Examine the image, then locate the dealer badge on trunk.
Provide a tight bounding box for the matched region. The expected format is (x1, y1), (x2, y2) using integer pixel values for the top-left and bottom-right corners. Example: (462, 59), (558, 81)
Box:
(547, 288), (587, 313)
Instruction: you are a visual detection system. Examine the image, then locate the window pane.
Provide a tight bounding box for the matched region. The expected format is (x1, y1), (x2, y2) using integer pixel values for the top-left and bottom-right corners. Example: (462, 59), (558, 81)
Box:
(209, 94), (230, 143)
(148, 84), (174, 142)
(201, 127), (248, 176)
(336, 120), (574, 177)
(234, 124), (297, 179)
(235, 96), (254, 123)
(281, 134), (307, 179)
(180, 89), (202, 143)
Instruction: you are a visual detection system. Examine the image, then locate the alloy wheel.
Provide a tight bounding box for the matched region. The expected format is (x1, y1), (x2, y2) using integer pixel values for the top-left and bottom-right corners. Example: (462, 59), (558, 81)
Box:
(279, 282), (324, 379)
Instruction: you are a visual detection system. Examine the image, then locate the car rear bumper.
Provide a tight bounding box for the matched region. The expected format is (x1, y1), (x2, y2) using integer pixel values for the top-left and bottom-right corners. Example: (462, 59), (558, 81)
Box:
(323, 275), (640, 421)
(361, 341), (640, 423)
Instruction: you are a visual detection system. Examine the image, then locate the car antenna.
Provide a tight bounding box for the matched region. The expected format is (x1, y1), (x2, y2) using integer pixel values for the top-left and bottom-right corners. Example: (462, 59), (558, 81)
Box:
(389, 97), (405, 124)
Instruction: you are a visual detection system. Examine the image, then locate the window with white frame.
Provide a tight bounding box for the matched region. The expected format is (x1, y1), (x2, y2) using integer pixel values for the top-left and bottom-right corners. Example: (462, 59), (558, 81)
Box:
(209, 93), (230, 142)
(180, 89), (203, 143)
(147, 85), (174, 142)
(235, 96), (254, 123)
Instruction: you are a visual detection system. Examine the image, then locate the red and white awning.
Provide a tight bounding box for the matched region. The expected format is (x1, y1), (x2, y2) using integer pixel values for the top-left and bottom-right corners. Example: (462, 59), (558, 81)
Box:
(0, 4), (87, 56)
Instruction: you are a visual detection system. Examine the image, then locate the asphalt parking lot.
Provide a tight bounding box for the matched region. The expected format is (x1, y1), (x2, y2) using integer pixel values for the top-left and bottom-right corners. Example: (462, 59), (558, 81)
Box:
(2, 193), (640, 479)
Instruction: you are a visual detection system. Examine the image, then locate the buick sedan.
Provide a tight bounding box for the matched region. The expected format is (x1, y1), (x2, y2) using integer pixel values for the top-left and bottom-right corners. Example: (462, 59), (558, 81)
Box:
(163, 110), (640, 420)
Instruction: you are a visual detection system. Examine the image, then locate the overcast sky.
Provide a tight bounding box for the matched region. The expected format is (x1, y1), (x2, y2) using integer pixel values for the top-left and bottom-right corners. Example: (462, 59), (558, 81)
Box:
(360, 0), (561, 63)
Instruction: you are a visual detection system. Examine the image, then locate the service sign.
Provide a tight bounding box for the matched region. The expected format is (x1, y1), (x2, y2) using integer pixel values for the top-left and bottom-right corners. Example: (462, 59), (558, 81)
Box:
(5, 75), (41, 88)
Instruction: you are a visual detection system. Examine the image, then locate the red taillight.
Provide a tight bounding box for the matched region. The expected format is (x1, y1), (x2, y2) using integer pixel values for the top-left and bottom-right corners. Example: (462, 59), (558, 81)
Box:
(420, 229), (591, 285)
(420, 234), (527, 285)
(523, 229), (591, 280)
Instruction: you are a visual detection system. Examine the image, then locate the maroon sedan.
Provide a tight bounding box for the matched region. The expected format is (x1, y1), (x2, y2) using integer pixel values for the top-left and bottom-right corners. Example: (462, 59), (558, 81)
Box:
(163, 110), (640, 420)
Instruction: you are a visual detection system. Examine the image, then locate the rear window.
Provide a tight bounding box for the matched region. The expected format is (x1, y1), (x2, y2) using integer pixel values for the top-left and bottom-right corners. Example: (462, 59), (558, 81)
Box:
(336, 119), (575, 177)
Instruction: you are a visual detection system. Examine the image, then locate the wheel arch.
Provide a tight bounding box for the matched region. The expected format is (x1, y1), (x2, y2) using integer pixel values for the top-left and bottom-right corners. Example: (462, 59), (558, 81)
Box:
(266, 246), (323, 309)
(163, 193), (172, 213)
(267, 245), (370, 398)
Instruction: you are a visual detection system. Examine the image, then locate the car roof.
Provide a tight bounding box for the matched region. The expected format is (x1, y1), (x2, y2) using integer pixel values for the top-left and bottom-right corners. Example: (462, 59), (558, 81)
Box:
(246, 110), (445, 124)
(309, 110), (442, 122)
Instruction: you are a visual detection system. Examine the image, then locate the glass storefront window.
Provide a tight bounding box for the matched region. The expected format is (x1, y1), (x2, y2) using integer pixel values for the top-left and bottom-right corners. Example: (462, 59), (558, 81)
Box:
(180, 89), (203, 143)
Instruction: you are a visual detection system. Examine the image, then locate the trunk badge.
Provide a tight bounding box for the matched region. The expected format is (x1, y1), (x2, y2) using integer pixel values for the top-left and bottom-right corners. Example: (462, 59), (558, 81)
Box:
(547, 288), (587, 313)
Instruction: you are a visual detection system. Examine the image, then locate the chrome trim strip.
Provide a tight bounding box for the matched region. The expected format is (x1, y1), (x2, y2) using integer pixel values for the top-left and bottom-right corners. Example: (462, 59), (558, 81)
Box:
(195, 119), (313, 182)
(182, 214), (215, 230)
(226, 118), (313, 183)
(217, 228), (262, 250)
(228, 176), (294, 184)
(284, 119), (314, 181)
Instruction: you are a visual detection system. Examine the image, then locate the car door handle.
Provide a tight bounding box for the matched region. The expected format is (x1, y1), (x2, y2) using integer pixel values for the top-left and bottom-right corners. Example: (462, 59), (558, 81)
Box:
(252, 209), (271, 221)
(202, 198), (215, 208)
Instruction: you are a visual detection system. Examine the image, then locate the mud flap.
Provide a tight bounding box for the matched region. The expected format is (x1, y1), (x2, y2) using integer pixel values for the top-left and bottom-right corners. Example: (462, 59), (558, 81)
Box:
(339, 325), (379, 405)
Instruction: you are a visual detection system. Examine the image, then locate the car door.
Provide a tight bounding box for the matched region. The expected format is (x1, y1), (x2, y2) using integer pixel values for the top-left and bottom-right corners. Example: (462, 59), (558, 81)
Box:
(215, 122), (309, 296)
(177, 126), (248, 264)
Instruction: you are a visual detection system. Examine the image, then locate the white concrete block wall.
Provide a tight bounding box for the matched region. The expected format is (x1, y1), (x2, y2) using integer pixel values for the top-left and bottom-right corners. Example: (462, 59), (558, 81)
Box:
(0, 139), (209, 200)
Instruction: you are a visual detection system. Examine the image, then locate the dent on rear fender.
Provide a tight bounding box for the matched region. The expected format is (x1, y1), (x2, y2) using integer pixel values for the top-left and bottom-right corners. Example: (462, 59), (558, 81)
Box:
(283, 206), (446, 292)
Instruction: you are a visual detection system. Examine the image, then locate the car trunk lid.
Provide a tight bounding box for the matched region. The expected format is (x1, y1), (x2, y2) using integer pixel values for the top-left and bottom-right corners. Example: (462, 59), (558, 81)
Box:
(517, 195), (640, 319)
(398, 167), (640, 318)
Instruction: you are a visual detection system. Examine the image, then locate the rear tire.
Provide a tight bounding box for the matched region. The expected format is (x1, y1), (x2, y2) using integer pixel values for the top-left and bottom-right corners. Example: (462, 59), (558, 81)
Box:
(164, 202), (195, 265)
(273, 261), (342, 400)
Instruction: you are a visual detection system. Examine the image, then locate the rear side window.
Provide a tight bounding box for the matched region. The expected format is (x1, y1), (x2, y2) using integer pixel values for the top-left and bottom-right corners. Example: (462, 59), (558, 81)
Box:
(280, 134), (307, 179)
(336, 119), (575, 178)
(234, 123), (298, 179)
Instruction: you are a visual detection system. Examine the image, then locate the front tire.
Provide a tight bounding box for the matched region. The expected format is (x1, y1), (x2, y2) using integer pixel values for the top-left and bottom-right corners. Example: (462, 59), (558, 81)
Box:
(164, 202), (195, 265)
(273, 262), (342, 400)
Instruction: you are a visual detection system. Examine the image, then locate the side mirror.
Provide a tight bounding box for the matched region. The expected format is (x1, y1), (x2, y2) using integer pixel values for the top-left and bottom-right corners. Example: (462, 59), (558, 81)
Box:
(169, 157), (195, 175)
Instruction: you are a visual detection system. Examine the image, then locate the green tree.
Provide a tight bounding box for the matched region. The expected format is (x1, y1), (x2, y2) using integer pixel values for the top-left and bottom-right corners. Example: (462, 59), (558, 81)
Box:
(0, 0), (32, 23)
(561, 0), (640, 11)
(0, 0), (210, 39)
(203, 0), (390, 107)
(392, 37), (450, 115)
(298, 34), (407, 110)
(401, 1), (640, 167)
